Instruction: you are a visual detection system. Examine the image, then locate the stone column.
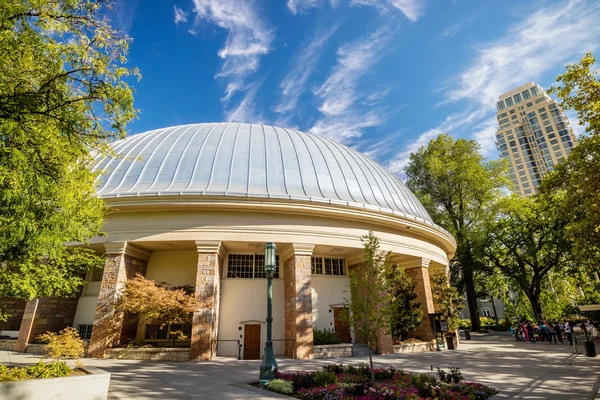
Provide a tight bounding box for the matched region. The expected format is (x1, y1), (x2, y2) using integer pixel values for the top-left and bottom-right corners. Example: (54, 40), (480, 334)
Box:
(347, 259), (394, 355)
(404, 258), (436, 341)
(190, 241), (224, 361)
(88, 242), (149, 358)
(15, 299), (39, 352)
(282, 243), (315, 359)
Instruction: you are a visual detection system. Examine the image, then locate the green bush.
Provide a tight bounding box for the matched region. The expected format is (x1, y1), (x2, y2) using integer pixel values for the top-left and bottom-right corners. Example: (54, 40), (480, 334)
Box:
(0, 361), (72, 382)
(266, 379), (294, 395)
(458, 319), (472, 329)
(314, 370), (338, 386)
(313, 328), (341, 345)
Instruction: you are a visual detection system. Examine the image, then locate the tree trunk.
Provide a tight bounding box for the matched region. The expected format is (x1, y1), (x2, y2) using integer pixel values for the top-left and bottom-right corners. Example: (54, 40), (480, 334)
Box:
(463, 268), (481, 331)
(368, 343), (375, 384)
(524, 290), (543, 321)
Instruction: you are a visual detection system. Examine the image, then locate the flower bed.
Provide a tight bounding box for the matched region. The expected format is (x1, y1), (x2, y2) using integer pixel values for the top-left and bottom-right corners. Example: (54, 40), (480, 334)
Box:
(263, 364), (498, 400)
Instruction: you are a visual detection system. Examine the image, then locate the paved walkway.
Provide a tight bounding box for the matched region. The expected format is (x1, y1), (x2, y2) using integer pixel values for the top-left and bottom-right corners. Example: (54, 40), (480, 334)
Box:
(1, 333), (598, 399)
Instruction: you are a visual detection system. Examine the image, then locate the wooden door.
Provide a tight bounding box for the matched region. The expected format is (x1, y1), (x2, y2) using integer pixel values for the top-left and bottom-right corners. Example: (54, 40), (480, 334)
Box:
(243, 324), (261, 360)
(333, 308), (352, 343)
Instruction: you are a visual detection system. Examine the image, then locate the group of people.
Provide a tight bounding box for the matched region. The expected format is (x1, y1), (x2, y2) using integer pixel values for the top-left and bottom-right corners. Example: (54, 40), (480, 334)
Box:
(510, 320), (600, 345)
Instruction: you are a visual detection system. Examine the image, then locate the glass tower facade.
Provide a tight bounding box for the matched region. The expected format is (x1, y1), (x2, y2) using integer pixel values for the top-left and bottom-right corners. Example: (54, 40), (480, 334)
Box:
(495, 82), (576, 196)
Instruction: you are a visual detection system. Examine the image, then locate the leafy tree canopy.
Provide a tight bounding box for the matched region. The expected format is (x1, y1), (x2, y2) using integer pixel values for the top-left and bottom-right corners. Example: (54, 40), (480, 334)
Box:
(405, 134), (507, 331)
(0, 0), (139, 300)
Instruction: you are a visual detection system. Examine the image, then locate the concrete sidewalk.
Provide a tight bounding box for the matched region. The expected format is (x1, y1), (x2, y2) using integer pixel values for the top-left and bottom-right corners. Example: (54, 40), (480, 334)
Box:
(1, 333), (598, 399)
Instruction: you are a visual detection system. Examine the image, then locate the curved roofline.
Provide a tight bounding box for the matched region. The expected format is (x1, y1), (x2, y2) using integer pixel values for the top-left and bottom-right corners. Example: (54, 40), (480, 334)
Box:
(102, 195), (457, 257)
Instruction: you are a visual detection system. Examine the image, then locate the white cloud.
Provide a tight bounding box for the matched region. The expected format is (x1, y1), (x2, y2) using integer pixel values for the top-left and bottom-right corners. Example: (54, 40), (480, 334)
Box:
(191, 0), (273, 103)
(174, 5), (188, 24)
(275, 24), (339, 115)
(426, 0), (600, 154)
(350, 0), (425, 21)
(386, 110), (485, 174)
(308, 27), (392, 142)
(224, 83), (263, 123)
(287, 0), (425, 20)
(443, 1), (600, 110)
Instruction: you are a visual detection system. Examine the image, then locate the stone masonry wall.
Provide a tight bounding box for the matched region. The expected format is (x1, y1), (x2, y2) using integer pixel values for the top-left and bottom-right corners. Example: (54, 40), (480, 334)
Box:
(190, 252), (222, 361)
(284, 255), (313, 359)
(405, 266), (435, 341)
(0, 298), (26, 331)
(88, 251), (148, 358)
(313, 344), (352, 359)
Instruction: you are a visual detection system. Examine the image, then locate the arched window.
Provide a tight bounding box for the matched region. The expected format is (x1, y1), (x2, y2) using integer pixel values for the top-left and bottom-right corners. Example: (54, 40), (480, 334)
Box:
(481, 308), (492, 318)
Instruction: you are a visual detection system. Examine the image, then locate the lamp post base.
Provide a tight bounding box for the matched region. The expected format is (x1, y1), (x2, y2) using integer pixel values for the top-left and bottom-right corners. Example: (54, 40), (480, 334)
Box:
(259, 344), (278, 383)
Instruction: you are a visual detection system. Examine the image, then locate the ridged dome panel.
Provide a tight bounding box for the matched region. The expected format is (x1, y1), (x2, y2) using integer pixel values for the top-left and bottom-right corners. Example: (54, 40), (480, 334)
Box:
(92, 123), (434, 224)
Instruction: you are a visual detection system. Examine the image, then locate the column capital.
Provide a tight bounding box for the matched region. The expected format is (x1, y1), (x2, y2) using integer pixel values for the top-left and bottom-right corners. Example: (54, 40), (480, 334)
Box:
(195, 240), (226, 260)
(401, 257), (431, 269)
(280, 243), (315, 261)
(103, 241), (151, 261)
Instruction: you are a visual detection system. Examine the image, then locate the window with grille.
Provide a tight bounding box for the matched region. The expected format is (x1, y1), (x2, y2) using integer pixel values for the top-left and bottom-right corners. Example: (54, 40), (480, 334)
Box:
(90, 267), (104, 282)
(78, 325), (93, 340)
(311, 257), (345, 276)
(227, 254), (279, 278)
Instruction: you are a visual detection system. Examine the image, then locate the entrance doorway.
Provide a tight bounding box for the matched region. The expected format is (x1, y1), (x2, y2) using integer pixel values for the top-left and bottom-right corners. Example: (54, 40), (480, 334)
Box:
(333, 308), (352, 343)
(243, 324), (261, 360)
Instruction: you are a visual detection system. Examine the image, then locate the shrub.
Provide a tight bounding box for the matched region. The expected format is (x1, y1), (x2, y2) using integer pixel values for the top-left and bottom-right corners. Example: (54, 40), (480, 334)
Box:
(0, 361), (71, 382)
(276, 370), (316, 391)
(458, 319), (472, 329)
(37, 327), (85, 361)
(313, 328), (341, 345)
(437, 367), (464, 384)
(314, 370), (337, 387)
(266, 379), (294, 395)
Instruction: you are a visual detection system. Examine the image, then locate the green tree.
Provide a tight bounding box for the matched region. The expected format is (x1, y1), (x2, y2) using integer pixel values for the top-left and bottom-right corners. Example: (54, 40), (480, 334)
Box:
(0, 0), (139, 303)
(344, 232), (390, 384)
(430, 272), (464, 331)
(540, 52), (600, 267)
(405, 134), (507, 331)
(483, 196), (572, 319)
(384, 263), (422, 341)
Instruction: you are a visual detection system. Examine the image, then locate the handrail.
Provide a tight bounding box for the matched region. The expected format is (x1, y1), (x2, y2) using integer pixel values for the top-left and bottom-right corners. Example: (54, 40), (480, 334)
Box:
(210, 339), (241, 360)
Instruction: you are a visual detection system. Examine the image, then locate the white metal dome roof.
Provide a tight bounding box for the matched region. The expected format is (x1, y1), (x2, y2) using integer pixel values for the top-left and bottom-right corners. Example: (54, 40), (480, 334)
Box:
(92, 123), (434, 225)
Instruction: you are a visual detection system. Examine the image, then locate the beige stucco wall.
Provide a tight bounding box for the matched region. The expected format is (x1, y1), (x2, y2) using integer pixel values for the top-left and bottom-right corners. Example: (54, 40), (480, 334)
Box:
(217, 278), (285, 358)
(311, 275), (350, 334)
(145, 250), (197, 287)
(72, 296), (98, 328)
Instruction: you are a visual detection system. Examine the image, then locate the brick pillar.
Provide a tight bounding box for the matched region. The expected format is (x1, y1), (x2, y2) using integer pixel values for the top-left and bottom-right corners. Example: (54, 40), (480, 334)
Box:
(283, 243), (315, 359)
(404, 258), (435, 342)
(347, 260), (394, 355)
(190, 241), (224, 361)
(88, 242), (149, 358)
(0, 298), (27, 332)
(15, 299), (39, 352)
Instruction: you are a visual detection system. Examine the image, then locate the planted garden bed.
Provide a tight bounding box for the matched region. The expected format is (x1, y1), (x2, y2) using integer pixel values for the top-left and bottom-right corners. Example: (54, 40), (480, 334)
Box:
(261, 364), (498, 399)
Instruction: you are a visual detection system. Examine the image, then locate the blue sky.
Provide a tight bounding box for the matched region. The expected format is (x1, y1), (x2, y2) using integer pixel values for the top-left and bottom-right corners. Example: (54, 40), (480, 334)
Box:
(114, 0), (599, 174)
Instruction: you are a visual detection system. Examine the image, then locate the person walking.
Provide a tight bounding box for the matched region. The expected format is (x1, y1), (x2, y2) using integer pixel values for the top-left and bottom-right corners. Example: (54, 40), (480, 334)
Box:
(547, 322), (557, 344)
(554, 322), (563, 344)
(540, 321), (549, 343)
(522, 322), (530, 342)
(581, 321), (589, 341)
(527, 322), (536, 343)
(565, 320), (573, 346)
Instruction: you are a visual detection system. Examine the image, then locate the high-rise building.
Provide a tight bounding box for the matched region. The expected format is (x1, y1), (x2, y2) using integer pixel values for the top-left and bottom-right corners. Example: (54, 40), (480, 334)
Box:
(495, 82), (576, 196)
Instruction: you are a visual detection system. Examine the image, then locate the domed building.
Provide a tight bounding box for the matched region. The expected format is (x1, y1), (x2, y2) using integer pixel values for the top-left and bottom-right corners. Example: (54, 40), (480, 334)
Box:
(7, 123), (455, 360)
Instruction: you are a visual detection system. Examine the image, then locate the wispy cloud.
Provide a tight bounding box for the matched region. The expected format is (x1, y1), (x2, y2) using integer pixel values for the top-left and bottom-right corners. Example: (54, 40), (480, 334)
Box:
(351, 0), (425, 21)
(287, 0), (425, 21)
(309, 27), (392, 142)
(190, 0), (274, 103)
(386, 110), (485, 175)
(421, 0), (600, 156)
(435, 13), (477, 41)
(225, 83), (263, 123)
(443, 0), (600, 109)
(275, 24), (339, 116)
(174, 5), (188, 24)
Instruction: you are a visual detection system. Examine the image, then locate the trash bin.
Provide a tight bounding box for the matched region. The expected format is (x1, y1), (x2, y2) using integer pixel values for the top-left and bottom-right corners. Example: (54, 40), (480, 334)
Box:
(585, 341), (597, 357)
(464, 329), (471, 340)
(446, 333), (456, 350)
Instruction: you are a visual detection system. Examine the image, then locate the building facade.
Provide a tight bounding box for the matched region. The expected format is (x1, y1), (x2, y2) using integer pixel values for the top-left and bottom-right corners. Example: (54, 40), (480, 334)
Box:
(2, 123), (456, 360)
(495, 82), (576, 196)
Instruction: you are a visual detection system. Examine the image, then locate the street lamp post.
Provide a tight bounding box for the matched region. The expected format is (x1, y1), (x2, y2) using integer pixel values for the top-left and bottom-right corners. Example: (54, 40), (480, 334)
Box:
(259, 242), (278, 387)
